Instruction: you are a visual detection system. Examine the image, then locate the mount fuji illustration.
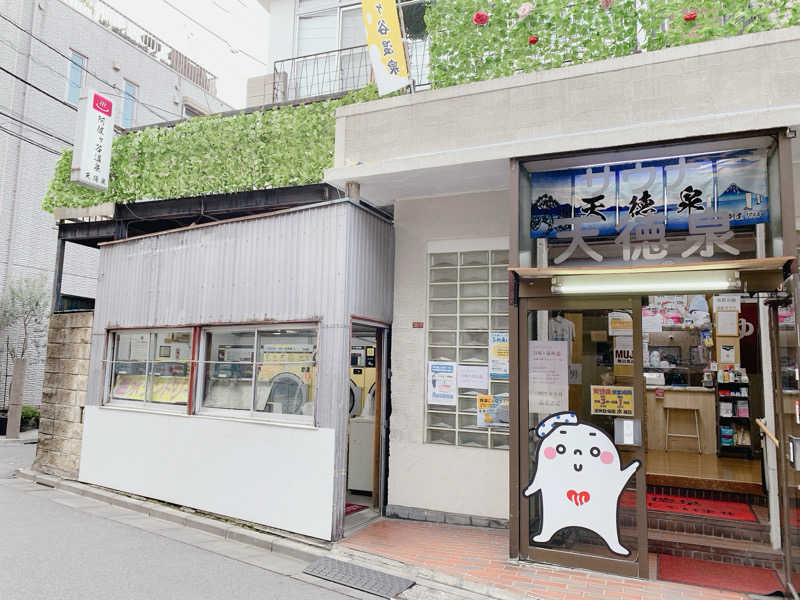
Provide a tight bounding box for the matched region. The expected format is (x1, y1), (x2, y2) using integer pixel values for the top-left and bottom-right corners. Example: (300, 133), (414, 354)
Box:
(719, 183), (750, 197)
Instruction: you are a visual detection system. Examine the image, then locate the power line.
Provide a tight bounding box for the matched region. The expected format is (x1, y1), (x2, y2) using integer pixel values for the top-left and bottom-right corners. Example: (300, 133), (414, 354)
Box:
(0, 125), (61, 155)
(160, 0), (270, 68)
(0, 65), (77, 111)
(0, 108), (72, 146)
(0, 13), (186, 121)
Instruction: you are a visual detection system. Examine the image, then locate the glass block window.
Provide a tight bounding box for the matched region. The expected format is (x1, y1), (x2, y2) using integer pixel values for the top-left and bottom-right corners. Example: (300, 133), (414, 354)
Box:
(426, 248), (510, 450)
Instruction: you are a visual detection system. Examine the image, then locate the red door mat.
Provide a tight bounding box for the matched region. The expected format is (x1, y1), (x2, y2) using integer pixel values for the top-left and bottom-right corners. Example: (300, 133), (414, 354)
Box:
(345, 503), (368, 516)
(657, 554), (782, 595)
(619, 491), (756, 521)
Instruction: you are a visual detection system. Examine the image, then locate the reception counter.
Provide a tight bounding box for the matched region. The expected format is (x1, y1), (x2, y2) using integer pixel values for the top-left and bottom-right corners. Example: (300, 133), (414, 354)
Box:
(646, 386), (717, 454)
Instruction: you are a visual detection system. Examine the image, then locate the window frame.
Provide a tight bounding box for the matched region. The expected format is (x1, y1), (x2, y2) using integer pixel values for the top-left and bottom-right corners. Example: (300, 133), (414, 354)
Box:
(121, 79), (138, 128)
(65, 50), (87, 105)
(104, 327), (193, 413)
(195, 323), (318, 426)
(425, 238), (511, 450)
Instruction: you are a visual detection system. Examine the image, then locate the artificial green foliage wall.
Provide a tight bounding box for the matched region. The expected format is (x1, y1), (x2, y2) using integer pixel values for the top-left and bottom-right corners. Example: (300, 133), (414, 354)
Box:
(42, 85), (379, 212)
(424, 0), (800, 89)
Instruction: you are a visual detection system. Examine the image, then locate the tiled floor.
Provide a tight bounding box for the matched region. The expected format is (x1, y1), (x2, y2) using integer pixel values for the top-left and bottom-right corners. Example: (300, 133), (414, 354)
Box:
(343, 519), (751, 600)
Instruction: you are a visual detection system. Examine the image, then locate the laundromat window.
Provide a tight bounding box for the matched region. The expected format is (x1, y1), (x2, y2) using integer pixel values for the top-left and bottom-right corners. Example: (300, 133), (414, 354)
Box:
(196, 325), (317, 425)
(105, 329), (192, 410)
(426, 247), (510, 449)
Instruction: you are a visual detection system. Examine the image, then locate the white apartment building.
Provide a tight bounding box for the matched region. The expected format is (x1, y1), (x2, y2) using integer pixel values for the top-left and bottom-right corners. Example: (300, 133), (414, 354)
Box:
(0, 0), (231, 406)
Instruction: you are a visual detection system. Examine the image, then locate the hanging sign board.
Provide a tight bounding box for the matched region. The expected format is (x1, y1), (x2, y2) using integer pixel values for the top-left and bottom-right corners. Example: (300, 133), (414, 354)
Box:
(591, 385), (634, 416)
(360, 0), (409, 96)
(529, 341), (569, 414)
(713, 294), (741, 313)
(428, 361), (457, 406)
(489, 332), (509, 379)
(70, 88), (114, 191)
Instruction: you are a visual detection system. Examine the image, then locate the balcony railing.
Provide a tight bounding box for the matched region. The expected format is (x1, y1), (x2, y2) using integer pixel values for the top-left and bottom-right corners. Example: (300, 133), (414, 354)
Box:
(272, 37), (431, 103)
(62, 0), (218, 95)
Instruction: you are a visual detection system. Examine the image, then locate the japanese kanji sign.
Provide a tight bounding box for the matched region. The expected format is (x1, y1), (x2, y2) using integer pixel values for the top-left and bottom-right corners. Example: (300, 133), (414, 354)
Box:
(361, 0), (409, 96)
(530, 148), (769, 264)
(70, 88), (114, 191)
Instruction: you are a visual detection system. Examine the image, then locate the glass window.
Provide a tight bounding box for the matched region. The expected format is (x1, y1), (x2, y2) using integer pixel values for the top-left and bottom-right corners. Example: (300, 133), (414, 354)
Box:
(107, 330), (191, 408)
(425, 247), (510, 450)
(121, 80), (138, 128)
(182, 104), (203, 119)
(199, 326), (317, 424)
(66, 51), (86, 104)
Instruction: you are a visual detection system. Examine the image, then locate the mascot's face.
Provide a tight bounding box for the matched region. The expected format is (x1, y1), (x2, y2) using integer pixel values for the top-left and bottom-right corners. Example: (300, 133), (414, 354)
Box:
(538, 422), (620, 477)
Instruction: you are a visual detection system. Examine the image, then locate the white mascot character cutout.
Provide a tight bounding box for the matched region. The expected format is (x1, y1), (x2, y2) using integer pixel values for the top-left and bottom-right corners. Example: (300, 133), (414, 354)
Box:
(524, 412), (640, 556)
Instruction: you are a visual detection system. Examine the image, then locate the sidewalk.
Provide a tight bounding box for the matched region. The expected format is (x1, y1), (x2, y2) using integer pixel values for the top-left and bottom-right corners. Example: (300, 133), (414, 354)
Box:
(14, 468), (759, 600)
(0, 428), (38, 444)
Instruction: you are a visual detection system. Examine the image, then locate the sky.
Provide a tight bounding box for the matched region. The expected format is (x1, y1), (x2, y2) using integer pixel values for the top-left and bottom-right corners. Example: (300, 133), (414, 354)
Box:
(106, 0), (271, 108)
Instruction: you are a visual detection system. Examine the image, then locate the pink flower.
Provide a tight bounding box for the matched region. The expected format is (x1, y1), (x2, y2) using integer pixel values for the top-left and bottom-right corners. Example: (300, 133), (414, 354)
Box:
(528, 35), (539, 45)
(683, 11), (697, 21)
(473, 11), (489, 25)
(517, 2), (534, 19)
(600, 0), (615, 8)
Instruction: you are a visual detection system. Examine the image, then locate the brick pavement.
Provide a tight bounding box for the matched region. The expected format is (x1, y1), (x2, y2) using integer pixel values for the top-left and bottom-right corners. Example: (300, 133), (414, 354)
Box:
(343, 519), (749, 600)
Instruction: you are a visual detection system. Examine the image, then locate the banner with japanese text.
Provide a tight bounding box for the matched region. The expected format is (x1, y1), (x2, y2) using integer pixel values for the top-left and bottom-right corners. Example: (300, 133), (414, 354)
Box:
(529, 148), (768, 264)
(360, 0), (409, 96)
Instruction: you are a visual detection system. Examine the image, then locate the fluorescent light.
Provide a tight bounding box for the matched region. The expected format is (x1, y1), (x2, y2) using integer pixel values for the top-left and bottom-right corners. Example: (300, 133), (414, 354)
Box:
(550, 270), (740, 295)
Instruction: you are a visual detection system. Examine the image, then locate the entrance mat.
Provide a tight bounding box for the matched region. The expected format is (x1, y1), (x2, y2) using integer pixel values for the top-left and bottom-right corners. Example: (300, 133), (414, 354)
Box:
(620, 491), (756, 522)
(657, 554), (782, 595)
(345, 503), (368, 516)
(303, 557), (414, 598)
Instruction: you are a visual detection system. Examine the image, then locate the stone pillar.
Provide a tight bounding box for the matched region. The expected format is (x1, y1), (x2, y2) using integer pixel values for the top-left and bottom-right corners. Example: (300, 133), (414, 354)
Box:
(5, 358), (25, 439)
(32, 312), (92, 479)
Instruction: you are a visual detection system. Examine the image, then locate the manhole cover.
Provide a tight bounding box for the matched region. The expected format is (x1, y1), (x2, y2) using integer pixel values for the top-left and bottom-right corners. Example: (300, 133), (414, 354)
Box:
(303, 557), (414, 598)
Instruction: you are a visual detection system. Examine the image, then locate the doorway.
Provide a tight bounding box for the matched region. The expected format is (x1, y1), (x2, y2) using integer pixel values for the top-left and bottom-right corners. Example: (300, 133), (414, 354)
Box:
(344, 322), (388, 536)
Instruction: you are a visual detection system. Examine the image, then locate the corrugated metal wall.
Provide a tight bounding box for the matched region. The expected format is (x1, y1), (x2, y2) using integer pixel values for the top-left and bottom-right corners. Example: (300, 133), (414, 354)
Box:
(84, 200), (393, 539)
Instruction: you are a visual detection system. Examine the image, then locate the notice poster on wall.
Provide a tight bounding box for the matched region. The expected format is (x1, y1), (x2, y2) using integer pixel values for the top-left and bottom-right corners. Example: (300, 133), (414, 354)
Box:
(591, 385), (634, 416)
(457, 365), (489, 391)
(713, 294), (741, 313)
(428, 361), (457, 406)
(613, 336), (634, 376)
(608, 312), (632, 336)
(489, 332), (509, 379)
(529, 340), (569, 414)
(477, 394), (510, 428)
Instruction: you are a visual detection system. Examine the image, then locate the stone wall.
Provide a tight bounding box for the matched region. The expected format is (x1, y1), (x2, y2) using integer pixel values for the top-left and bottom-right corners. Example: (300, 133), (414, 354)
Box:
(32, 311), (92, 479)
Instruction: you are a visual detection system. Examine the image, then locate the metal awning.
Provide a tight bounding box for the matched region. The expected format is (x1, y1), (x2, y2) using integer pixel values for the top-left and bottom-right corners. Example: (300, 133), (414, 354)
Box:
(512, 256), (797, 298)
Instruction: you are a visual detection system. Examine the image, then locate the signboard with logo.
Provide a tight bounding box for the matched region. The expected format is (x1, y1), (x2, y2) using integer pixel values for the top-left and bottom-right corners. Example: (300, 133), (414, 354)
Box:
(70, 88), (114, 191)
(360, 0), (409, 96)
(529, 148), (768, 264)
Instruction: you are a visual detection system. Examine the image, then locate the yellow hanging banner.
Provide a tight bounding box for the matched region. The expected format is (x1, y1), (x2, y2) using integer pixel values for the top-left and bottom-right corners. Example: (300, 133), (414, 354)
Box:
(360, 0), (409, 96)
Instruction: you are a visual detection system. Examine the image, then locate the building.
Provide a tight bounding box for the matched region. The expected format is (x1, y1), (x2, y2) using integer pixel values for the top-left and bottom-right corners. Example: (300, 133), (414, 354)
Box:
(247, 0), (431, 106)
(30, 3), (800, 595)
(0, 0), (231, 406)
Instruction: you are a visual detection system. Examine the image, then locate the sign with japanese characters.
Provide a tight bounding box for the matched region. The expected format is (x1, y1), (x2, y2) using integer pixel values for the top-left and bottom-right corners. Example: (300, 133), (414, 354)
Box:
(590, 385), (634, 416)
(529, 341), (569, 414)
(428, 361), (457, 406)
(70, 88), (114, 191)
(489, 332), (509, 379)
(476, 394), (509, 428)
(529, 149), (769, 264)
(360, 0), (409, 96)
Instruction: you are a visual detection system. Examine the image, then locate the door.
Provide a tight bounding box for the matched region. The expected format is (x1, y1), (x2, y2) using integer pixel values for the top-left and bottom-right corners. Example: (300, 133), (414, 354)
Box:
(770, 279), (800, 598)
(517, 296), (648, 578)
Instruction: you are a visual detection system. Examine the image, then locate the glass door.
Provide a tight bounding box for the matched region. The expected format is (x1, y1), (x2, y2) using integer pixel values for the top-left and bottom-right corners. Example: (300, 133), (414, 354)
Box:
(518, 296), (647, 578)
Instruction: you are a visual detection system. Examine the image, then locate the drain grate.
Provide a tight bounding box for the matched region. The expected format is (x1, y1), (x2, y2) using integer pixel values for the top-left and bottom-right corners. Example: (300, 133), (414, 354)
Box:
(303, 557), (414, 598)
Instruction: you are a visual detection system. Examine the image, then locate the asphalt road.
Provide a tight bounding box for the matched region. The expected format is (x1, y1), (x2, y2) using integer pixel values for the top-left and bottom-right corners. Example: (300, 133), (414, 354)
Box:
(0, 443), (361, 600)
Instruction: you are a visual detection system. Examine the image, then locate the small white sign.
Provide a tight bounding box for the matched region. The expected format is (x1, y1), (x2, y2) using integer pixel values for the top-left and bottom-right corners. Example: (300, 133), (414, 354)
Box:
(428, 361), (457, 406)
(623, 419), (635, 445)
(613, 336), (634, 366)
(70, 88), (114, 191)
(642, 315), (663, 333)
(457, 365), (489, 391)
(530, 341), (569, 414)
(713, 294), (741, 313)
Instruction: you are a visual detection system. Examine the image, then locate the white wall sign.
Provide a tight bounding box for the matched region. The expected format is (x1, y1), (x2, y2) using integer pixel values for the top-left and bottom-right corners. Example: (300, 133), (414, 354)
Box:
(428, 361), (457, 406)
(529, 341), (569, 414)
(70, 88), (114, 191)
(489, 332), (509, 379)
(457, 365), (489, 391)
(613, 336), (634, 366)
(713, 294), (741, 313)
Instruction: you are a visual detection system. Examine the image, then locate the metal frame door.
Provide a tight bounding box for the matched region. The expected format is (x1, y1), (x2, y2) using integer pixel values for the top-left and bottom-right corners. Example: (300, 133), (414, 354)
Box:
(516, 294), (648, 579)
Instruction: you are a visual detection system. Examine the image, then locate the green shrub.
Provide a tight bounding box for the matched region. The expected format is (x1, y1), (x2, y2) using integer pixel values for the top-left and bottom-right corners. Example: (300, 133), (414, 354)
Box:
(20, 405), (39, 430)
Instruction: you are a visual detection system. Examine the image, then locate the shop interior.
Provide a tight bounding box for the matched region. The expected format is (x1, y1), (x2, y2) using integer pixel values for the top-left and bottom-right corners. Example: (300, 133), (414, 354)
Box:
(345, 324), (383, 534)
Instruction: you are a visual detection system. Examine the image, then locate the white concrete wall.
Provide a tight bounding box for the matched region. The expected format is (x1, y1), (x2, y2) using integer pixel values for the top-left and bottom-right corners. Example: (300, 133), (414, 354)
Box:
(0, 0), (230, 406)
(79, 406), (336, 540)
(388, 190), (510, 519)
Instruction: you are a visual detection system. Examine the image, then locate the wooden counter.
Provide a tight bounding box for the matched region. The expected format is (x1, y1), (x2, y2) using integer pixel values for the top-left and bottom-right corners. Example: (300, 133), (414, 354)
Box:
(646, 386), (717, 454)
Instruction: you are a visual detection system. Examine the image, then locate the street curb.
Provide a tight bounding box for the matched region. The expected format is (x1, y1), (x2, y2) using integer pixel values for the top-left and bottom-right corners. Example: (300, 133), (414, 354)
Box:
(15, 468), (529, 600)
